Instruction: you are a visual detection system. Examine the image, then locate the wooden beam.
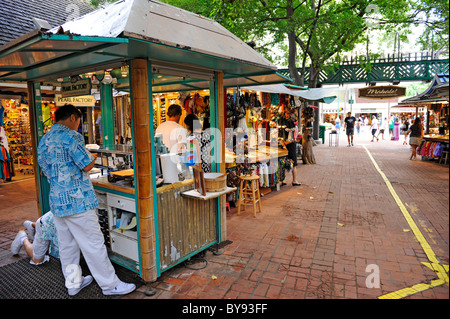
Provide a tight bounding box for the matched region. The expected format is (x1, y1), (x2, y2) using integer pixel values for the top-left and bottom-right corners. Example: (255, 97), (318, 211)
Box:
(130, 59), (157, 282)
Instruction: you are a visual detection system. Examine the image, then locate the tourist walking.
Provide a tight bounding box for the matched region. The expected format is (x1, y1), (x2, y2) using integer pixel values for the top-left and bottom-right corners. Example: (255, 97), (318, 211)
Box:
(377, 117), (388, 140)
(402, 118), (410, 145)
(370, 115), (379, 142)
(356, 118), (361, 136)
(405, 117), (424, 160)
(388, 116), (394, 137)
(335, 116), (341, 131)
(344, 112), (356, 147)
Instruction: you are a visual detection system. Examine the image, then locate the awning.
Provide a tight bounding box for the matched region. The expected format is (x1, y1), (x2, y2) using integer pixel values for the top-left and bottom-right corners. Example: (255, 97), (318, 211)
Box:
(240, 84), (337, 104)
(0, 0), (290, 88)
(290, 88), (337, 104)
(398, 74), (449, 105)
(240, 84), (296, 95)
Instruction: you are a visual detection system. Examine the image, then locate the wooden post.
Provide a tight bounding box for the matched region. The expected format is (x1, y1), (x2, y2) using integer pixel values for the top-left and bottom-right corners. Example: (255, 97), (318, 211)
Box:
(130, 59), (157, 282)
(216, 72), (227, 242)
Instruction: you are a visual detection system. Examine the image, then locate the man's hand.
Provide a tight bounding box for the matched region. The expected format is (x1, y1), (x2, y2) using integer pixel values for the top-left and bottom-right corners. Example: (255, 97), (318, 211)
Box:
(83, 152), (97, 172)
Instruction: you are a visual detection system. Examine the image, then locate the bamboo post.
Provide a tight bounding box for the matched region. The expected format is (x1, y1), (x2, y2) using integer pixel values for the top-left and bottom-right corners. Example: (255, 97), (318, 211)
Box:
(130, 59), (157, 282)
(216, 72), (228, 242)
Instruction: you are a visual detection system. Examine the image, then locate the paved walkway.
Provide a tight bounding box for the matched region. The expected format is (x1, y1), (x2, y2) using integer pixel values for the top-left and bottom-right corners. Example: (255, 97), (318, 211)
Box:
(1, 128), (448, 299)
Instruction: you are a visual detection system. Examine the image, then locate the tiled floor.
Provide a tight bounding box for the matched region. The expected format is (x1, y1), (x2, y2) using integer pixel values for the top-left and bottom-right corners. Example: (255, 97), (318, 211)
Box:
(1, 128), (448, 299)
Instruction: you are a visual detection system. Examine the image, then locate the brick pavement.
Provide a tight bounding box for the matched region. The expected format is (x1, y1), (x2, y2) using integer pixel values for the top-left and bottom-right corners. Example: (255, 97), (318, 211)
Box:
(0, 128), (448, 299)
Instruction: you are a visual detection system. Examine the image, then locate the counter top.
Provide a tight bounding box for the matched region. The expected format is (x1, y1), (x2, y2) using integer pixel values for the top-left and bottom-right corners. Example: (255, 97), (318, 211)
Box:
(423, 135), (449, 143)
(90, 173), (194, 195)
(181, 187), (237, 200)
(91, 173), (135, 195)
(225, 146), (288, 168)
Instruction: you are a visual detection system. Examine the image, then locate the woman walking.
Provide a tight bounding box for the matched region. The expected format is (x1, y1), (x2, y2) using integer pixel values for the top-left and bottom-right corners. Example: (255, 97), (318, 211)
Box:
(405, 117), (424, 160)
(402, 118), (410, 145)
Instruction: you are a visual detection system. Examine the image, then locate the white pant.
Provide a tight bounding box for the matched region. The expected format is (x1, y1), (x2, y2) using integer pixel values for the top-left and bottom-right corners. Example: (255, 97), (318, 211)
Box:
(53, 209), (120, 290)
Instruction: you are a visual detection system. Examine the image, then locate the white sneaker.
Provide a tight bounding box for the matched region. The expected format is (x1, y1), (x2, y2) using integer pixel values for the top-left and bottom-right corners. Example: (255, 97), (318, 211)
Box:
(10, 231), (27, 255)
(29, 255), (50, 266)
(23, 220), (35, 241)
(68, 275), (93, 296)
(102, 281), (136, 296)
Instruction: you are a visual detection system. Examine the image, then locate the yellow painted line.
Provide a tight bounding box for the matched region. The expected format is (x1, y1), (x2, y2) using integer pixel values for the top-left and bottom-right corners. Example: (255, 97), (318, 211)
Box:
(378, 278), (446, 299)
(362, 146), (449, 299)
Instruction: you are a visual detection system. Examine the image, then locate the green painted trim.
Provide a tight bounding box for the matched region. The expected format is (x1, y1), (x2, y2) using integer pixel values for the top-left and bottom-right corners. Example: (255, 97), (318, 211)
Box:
(100, 83), (115, 149)
(147, 61), (162, 278)
(160, 241), (217, 273)
(92, 185), (135, 199)
(209, 73), (222, 244)
(30, 82), (50, 216)
(277, 59), (449, 84)
(41, 34), (129, 44)
(108, 253), (139, 274)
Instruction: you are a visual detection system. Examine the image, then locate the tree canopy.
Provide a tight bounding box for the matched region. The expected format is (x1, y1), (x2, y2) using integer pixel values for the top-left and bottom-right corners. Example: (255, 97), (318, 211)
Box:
(89, 0), (449, 87)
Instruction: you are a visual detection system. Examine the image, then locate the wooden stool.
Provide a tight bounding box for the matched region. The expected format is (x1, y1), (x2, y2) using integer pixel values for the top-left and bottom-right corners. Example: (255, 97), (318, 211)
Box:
(439, 151), (449, 165)
(237, 175), (261, 217)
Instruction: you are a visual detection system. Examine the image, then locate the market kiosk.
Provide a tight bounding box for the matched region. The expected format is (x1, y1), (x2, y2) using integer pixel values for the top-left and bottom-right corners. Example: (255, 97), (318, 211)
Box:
(399, 74), (449, 162)
(0, 0), (290, 282)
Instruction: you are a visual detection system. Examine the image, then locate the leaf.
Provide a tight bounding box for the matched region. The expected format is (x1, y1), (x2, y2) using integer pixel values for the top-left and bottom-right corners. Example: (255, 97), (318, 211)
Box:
(337, 223), (344, 227)
(211, 275), (218, 280)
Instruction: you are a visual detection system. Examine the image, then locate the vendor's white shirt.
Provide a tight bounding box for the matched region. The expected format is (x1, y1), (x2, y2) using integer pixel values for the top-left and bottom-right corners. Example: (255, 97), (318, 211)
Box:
(155, 120), (187, 153)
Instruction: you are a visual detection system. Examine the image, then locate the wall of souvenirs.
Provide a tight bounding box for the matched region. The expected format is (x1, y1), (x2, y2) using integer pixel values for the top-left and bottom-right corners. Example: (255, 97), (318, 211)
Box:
(1, 99), (33, 167)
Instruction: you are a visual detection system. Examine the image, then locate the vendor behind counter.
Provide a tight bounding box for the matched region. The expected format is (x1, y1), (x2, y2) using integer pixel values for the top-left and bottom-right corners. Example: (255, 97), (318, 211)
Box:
(155, 104), (187, 153)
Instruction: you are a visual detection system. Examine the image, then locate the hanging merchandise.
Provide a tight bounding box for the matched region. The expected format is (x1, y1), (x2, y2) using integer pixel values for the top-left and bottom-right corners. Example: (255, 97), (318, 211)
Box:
(0, 145), (14, 181)
(1, 99), (33, 167)
(184, 136), (198, 167)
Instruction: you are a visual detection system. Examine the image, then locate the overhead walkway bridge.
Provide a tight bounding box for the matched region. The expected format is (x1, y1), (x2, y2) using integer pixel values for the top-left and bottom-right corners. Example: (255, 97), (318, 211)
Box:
(279, 52), (449, 85)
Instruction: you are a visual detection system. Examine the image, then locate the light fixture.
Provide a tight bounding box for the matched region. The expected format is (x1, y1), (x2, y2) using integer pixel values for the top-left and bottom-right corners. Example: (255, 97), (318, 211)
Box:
(102, 71), (113, 84)
(121, 66), (128, 77)
(392, 80), (400, 85)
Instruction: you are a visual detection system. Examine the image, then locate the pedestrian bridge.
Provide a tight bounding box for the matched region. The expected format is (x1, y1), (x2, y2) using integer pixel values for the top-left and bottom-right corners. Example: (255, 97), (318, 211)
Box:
(279, 52), (449, 85)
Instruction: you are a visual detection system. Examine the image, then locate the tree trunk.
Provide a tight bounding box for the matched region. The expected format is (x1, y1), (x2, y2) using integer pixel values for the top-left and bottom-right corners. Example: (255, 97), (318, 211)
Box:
(288, 30), (301, 86)
(300, 63), (319, 164)
(302, 128), (316, 164)
(286, 2), (302, 86)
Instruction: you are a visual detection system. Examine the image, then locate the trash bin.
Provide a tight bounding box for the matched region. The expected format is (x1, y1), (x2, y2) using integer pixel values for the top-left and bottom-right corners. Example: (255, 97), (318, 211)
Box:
(319, 125), (326, 144)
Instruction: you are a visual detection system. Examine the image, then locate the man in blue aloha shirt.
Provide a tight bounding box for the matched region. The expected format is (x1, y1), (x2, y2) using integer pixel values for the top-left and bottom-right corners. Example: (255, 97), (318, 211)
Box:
(37, 104), (135, 297)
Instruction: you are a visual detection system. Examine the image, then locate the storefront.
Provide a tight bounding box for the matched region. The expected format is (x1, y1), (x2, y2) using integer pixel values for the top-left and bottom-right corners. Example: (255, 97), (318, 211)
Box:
(399, 75), (449, 162)
(0, 0), (290, 282)
(222, 84), (300, 202)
